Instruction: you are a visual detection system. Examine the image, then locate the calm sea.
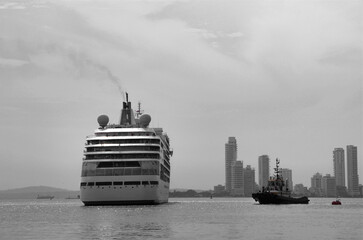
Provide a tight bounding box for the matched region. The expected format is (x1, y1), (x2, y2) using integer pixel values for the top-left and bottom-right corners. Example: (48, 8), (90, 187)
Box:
(0, 198), (362, 240)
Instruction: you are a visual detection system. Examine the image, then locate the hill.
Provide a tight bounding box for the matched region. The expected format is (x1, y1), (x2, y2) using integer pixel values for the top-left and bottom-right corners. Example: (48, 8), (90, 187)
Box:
(0, 186), (80, 200)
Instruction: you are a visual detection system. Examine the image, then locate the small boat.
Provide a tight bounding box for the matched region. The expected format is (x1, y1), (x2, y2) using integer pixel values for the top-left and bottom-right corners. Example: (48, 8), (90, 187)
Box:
(37, 195), (54, 200)
(252, 159), (309, 204)
(332, 199), (341, 205)
(65, 195), (80, 199)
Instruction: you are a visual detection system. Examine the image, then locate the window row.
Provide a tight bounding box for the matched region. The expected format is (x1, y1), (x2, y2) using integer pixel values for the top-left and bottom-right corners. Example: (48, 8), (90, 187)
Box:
(161, 164), (170, 177)
(163, 159), (170, 170)
(84, 153), (160, 160)
(95, 132), (156, 137)
(81, 168), (159, 177)
(83, 161), (158, 169)
(86, 146), (160, 153)
(97, 161), (142, 168)
(164, 153), (170, 161)
(87, 139), (160, 145)
(80, 181), (159, 187)
(160, 164), (170, 183)
(160, 173), (170, 183)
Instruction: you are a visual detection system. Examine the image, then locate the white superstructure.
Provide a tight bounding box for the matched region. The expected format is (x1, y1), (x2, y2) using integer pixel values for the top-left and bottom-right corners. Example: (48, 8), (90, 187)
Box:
(80, 94), (172, 205)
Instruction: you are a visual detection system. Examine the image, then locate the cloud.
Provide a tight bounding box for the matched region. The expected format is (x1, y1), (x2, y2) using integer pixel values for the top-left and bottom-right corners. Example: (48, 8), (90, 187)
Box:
(0, 0), (361, 190)
(64, 0), (362, 189)
(0, 57), (28, 67)
(319, 46), (363, 67)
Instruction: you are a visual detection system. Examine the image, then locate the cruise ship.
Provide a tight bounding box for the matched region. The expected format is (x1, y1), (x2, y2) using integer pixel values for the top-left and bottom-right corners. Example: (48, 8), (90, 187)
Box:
(80, 94), (172, 205)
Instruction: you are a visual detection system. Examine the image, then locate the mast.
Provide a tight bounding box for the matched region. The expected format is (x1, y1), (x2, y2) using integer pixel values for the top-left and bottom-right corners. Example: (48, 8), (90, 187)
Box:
(274, 158), (280, 178)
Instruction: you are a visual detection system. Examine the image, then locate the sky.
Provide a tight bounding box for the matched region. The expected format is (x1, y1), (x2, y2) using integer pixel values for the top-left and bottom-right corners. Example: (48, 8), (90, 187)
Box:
(0, 0), (362, 191)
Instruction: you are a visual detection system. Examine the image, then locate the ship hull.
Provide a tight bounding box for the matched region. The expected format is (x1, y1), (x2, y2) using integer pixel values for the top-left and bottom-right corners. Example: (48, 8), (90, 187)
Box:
(252, 192), (309, 204)
(80, 179), (169, 206)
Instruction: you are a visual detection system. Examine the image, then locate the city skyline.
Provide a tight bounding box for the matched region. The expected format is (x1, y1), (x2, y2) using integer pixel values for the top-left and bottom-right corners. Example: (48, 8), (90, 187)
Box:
(1, 0), (362, 191)
(222, 137), (360, 196)
(223, 137), (257, 197)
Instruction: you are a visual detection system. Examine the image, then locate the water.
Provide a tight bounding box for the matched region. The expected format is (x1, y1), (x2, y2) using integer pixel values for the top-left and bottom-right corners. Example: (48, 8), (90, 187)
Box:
(1, 198), (362, 240)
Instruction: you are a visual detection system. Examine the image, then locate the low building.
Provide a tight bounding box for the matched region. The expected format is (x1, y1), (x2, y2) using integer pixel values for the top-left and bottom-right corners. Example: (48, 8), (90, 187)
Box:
(244, 165), (255, 197)
(231, 161), (244, 196)
(294, 184), (310, 196)
(310, 172), (323, 197)
(213, 184), (225, 194)
(322, 174), (336, 197)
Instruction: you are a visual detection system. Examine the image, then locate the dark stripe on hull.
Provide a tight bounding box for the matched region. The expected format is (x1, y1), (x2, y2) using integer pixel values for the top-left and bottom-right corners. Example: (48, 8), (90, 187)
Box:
(252, 193), (309, 204)
(82, 200), (166, 206)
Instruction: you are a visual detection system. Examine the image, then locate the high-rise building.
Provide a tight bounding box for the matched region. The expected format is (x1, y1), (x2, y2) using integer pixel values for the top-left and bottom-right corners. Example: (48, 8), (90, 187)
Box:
(310, 172), (323, 196)
(244, 165), (255, 197)
(231, 161), (244, 196)
(258, 155), (270, 189)
(280, 168), (293, 192)
(347, 145), (359, 197)
(225, 137), (237, 193)
(322, 174), (336, 197)
(333, 148), (345, 187)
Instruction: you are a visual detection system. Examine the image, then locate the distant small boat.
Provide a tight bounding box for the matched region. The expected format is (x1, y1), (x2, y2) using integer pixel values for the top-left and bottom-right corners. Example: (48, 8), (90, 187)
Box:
(65, 195), (80, 199)
(37, 195), (54, 200)
(332, 199), (341, 205)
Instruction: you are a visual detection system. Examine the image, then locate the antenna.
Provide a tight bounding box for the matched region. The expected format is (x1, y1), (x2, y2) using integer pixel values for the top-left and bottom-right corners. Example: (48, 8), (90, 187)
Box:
(136, 101), (143, 118)
(126, 92), (129, 103)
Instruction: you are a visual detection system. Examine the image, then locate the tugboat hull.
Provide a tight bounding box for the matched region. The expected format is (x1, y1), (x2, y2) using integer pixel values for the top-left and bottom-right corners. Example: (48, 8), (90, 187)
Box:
(252, 192), (309, 204)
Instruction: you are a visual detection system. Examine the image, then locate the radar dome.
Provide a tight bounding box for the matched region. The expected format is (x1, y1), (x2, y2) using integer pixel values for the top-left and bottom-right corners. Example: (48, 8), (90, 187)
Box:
(139, 114), (151, 127)
(97, 115), (109, 128)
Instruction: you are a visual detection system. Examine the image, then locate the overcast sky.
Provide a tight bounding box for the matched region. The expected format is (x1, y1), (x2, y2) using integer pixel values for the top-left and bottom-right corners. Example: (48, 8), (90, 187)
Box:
(0, 0), (362, 190)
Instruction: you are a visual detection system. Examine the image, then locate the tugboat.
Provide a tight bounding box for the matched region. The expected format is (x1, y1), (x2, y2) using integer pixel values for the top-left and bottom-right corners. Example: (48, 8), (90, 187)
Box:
(252, 159), (309, 204)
